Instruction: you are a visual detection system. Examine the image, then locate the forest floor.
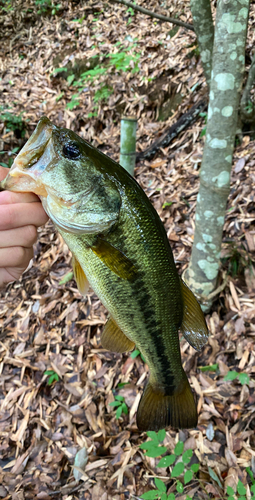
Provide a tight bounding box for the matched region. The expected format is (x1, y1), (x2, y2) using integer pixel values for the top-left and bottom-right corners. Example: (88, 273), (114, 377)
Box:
(0, 1), (255, 499)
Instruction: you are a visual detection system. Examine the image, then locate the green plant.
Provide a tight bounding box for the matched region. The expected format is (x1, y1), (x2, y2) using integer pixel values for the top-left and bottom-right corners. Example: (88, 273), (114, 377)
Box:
(1, 1), (14, 12)
(53, 44), (140, 113)
(140, 432), (199, 500)
(224, 370), (250, 385)
(221, 241), (251, 277)
(35, 0), (61, 15)
(198, 363), (219, 372)
(130, 348), (146, 363)
(0, 111), (27, 138)
(109, 394), (128, 419)
(44, 370), (60, 385)
(0, 146), (20, 169)
(226, 480), (255, 500)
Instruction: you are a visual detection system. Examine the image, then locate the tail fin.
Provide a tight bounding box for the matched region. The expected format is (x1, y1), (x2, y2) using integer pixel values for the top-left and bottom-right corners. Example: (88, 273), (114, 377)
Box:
(136, 375), (197, 431)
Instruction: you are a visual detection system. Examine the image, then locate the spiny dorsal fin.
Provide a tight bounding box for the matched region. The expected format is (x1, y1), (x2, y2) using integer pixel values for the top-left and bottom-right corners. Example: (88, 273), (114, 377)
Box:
(136, 374), (197, 431)
(180, 279), (209, 351)
(72, 255), (90, 296)
(101, 316), (135, 353)
(91, 237), (137, 281)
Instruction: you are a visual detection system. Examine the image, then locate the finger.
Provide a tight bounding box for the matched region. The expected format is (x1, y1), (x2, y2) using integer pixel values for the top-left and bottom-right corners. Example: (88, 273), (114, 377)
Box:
(0, 166), (9, 182)
(0, 189), (40, 205)
(0, 202), (49, 231)
(0, 245), (34, 269)
(0, 225), (38, 249)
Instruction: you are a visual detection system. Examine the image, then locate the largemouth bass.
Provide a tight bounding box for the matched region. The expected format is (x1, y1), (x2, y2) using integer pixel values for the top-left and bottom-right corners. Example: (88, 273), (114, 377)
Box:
(0, 117), (209, 431)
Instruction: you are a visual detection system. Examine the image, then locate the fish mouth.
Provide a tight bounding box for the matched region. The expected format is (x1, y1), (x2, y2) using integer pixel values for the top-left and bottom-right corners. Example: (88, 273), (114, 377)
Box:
(0, 116), (55, 197)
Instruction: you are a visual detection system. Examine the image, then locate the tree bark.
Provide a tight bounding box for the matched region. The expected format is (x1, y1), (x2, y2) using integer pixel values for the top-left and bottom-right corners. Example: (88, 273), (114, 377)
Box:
(184, 0), (250, 311)
(190, 0), (214, 87)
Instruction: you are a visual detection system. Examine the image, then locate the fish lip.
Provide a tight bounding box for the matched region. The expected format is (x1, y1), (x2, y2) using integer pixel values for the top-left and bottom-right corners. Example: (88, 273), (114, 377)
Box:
(0, 117), (55, 195)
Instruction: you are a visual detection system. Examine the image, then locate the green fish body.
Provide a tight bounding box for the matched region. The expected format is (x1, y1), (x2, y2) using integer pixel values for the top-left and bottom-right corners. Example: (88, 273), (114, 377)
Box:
(0, 117), (209, 431)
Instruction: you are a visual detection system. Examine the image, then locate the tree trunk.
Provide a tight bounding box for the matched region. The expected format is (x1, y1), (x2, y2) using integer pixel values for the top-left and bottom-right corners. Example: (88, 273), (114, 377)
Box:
(184, 0), (250, 311)
(190, 0), (214, 87)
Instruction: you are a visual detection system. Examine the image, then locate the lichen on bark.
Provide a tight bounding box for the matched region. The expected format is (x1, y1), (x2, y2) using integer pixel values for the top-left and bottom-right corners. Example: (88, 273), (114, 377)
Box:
(185, 0), (250, 311)
(190, 0), (214, 87)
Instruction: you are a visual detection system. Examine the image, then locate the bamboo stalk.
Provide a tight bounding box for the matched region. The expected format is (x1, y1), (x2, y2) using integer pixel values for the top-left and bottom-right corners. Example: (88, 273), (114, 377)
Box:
(119, 116), (137, 176)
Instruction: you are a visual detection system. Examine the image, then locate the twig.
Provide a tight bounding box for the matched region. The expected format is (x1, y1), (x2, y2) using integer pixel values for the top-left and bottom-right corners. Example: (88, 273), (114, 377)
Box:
(108, 0), (195, 32)
(136, 98), (207, 161)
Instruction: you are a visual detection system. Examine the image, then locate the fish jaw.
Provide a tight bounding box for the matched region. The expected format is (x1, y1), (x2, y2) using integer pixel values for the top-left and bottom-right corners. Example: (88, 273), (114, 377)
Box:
(0, 116), (55, 197)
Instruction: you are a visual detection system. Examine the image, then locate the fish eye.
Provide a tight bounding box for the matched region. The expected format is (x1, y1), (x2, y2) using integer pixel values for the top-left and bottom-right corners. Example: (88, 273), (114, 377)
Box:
(63, 143), (80, 160)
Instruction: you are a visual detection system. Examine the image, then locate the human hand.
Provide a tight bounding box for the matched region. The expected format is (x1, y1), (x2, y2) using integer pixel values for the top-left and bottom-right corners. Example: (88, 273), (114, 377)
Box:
(0, 166), (49, 289)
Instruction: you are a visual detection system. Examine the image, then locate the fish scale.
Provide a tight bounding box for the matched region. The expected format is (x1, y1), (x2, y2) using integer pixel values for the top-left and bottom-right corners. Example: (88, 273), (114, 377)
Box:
(0, 116), (209, 431)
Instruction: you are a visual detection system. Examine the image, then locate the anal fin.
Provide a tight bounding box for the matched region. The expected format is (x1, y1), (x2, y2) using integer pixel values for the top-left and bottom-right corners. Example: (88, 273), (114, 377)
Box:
(101, 317), (135, 353)
(72, 255), (90, 296)
(136, 374), (197, 431)
(180, 279), (209, 351)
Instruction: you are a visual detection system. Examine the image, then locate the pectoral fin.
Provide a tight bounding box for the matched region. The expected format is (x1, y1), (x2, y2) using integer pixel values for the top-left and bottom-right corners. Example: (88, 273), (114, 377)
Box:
(180, 279), (209, 351)
(101, 316), (135, 353)
(72, 255), (90, 296)
(92, 237), (137, 280)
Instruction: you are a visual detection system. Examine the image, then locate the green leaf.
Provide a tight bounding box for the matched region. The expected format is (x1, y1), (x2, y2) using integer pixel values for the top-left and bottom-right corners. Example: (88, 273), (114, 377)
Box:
(121, 403), (128, 415)
(199, 364), (218, 372)
(238, 373), (250, 385)
(140, 491), (159, 500)
(130, 349), (141, 359)
(154, 478), (166, 493)
(157, 429), (166, 442)
(176, 481), (184, 493)
(147, 431), (159, 443)
(44, 370), (55, 376)
(246, 467), (255, 485)
(67, 74), (75, 85)
(227, 496), (235, 500)
(184, 470), (193, 484)
(171, 462), (185, 478)
(117, 382), (129, 389)
(115, 405), (123, 419)
(161, 495), (168, 500)
(251, 484), (255, 494)
(237, 480), (246, 495)
(59, 271), (74, 284)
(224, 370), (238, 381)
(190, 463), (200, 473)
(157, 455), (176, 468)
(227, 486), (235, 496)
(167, 494), (175, 500)
(185, 497), (192, 500)
(145, 446), (168, 458)
(208, 467), (222, 487)
(182, 449), (193, 464)
(115, 395), (125, 402)
(238, 497), (246, 500)
(174, 441), (184, 456)
(109, 401), (121, 407)
(140, 441), (159, 451)
(56, 92), (64, 102)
